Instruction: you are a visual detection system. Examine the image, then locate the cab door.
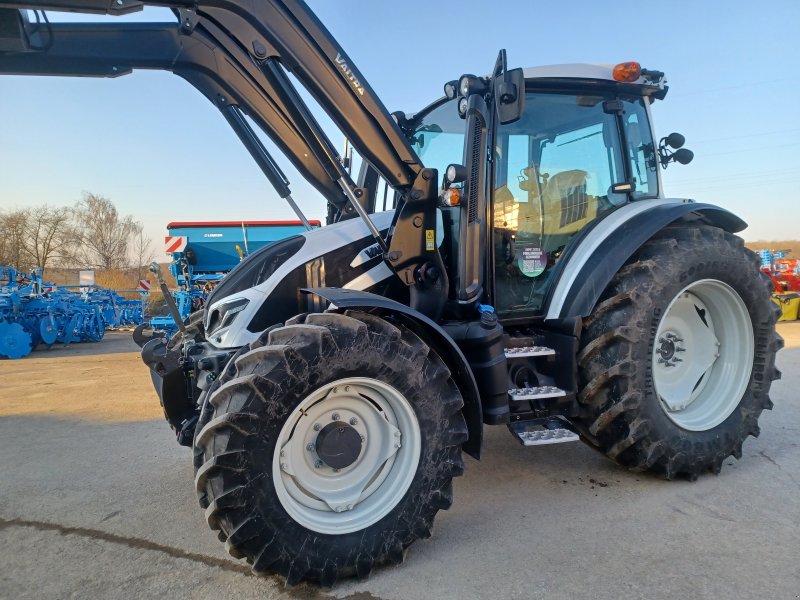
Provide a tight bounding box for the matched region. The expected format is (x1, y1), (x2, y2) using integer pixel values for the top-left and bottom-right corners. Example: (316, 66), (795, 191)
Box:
(491, 90), (658, 321)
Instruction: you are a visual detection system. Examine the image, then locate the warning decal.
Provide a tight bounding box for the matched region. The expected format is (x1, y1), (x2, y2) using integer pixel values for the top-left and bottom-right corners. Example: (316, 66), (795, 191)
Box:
(425, 229), (435, 251)
(164, 236), (188, 254)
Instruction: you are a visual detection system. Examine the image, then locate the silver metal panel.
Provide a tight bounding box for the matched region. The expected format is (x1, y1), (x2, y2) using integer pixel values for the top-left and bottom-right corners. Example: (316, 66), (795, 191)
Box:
(505, 346), (556, 358)
(544, 199), (688, 320)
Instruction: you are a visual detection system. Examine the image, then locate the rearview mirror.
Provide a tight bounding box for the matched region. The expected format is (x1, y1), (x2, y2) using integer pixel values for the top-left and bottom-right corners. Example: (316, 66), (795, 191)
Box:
(494, 68), (525, 124)
(672, 148), (694, 165)
(665, 132), (685, 149)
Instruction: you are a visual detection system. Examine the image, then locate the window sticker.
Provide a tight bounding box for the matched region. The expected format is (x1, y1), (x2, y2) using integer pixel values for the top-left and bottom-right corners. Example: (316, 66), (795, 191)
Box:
(518, 246), (547, 277)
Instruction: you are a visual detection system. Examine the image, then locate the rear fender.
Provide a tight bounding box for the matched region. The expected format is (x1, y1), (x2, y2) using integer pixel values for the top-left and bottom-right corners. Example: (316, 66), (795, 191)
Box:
(303, 287), (483, 459)
(545, 200), (747, 321)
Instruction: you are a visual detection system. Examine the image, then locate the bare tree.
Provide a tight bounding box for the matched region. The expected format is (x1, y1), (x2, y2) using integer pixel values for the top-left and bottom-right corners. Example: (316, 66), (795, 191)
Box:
(24, 205), (75, 270)
(129, 221), (154, 280)
(72, 192), (137, 270)
(0, 209), (31, 271)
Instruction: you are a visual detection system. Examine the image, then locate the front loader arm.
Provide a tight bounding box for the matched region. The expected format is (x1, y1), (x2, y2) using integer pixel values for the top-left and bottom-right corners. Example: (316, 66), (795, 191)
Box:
(1, 0), (447, 314)
(0, 0), (425, 192)
(0, 11), (348, 210)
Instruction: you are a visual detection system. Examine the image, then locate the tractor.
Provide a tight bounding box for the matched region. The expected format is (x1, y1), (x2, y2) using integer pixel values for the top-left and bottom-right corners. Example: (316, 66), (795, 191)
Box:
(0, 0), (782, 586)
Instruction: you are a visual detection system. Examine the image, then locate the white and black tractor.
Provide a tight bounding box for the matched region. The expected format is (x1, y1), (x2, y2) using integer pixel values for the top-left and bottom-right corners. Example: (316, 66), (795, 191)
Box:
(0, 0), (782, 585)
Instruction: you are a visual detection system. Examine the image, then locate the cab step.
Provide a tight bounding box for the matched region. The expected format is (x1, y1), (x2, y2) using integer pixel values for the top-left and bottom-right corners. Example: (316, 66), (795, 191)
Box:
(508, 418), (580, 446)
(504, 345), (555, 358)
(508, 385), (566, 401)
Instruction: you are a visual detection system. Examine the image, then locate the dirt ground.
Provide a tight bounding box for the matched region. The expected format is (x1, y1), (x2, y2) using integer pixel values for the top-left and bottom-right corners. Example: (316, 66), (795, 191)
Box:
(1, 327), (799, 599)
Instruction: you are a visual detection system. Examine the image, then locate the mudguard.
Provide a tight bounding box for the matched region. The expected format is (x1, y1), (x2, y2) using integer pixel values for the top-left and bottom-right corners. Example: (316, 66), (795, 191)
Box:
(545, 199), (747, 321)
(303, 287), (483, 459)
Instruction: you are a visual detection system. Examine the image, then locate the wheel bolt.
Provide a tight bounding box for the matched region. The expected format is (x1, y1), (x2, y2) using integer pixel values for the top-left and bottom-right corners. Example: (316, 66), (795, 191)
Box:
(314, 460), (323, 468)
(313, 423), (321, 431)
(360, 435), (365, 442)
(332, 413), (340, 421)
(333, 468), (340, 473)
(280, 463), (287, 471)
(349, 417), (358, 426)
(279, 450), (285, 457)
(306, 443), (315, 451)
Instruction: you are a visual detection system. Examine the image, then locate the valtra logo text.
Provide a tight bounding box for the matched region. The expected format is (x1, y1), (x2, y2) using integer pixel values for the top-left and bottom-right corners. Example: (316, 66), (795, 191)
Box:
(335, 52), (365, 96)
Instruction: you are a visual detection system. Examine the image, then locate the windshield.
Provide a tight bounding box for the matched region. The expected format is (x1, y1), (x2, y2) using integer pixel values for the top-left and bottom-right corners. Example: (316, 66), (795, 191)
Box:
(408, 99), (466, 176)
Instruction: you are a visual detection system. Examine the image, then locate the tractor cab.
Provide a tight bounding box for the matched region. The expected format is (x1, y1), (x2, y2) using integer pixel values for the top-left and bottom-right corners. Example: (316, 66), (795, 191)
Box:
(400, 62), (676, 321)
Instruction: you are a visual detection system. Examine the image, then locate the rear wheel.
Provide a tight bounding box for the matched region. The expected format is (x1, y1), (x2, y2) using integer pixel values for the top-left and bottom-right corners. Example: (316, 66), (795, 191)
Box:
(574, 225), (782, 479)
(193, 310), (466, 584)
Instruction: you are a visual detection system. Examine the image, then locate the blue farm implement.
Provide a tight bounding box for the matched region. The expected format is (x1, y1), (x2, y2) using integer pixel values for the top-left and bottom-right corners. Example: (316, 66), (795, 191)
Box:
(137, 220), (318, 342)
(0, 266), (146, 359)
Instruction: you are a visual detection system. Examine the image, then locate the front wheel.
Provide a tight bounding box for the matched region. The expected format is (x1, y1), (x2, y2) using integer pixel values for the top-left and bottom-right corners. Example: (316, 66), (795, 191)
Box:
(193, 311), (467, 585)
(575, 225), (782, 479)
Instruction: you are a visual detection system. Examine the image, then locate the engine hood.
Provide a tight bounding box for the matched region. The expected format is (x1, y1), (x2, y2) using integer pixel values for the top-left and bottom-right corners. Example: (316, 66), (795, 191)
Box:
(203, 211), (396, 348)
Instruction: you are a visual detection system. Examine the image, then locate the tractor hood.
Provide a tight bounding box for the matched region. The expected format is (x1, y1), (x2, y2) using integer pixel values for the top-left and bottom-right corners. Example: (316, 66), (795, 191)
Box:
(203, 211), (397, 349)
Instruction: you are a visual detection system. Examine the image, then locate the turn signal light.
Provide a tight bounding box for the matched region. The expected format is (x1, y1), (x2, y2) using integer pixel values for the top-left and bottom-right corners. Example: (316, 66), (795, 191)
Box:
(613, 62), (641, 82)
(441, 188), (460, 207)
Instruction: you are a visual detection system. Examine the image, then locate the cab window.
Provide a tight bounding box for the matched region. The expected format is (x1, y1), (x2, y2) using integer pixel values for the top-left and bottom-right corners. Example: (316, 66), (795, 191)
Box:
(622, 98), (659, 199)
(408, 99), (465, 179)
(493, 92), (626, 318)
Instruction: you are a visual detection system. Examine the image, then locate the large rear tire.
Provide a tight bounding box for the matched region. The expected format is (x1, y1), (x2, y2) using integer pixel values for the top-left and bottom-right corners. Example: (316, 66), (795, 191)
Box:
(193, 310), (466, 585)
(574, 225), (782, 479)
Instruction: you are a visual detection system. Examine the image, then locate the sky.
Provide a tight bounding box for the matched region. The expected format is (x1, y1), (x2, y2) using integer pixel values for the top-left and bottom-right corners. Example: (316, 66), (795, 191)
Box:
(1, 0), (799, 250)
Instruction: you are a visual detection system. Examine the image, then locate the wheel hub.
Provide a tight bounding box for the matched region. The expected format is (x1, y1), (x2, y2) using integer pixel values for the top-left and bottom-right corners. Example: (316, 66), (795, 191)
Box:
(657, 332), (685, 366)
(652, 280), (754, 431)
(315, 420), (363, 469)
(273, 377), (421, 535)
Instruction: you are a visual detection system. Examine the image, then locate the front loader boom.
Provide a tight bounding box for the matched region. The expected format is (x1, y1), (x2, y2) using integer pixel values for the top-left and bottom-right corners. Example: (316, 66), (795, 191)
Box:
(0, 0), (431, 214)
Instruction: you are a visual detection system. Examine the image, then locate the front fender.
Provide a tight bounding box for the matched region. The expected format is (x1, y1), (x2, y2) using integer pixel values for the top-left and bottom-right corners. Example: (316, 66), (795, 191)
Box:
(303, 287), (483, 460)
(545, 199), (747, 320)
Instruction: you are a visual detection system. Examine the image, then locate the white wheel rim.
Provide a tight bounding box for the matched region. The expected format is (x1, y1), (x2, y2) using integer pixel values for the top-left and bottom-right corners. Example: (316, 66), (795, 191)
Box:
(272, 377), (421, 535)
(653, 279), (754, 431)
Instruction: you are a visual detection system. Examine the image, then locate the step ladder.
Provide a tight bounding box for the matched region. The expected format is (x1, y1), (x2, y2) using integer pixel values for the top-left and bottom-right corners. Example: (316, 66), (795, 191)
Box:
(508, 386), (566, 401)
(506, 343), (567, 402)
(504, 346), (555, 358)
(508, 417), (580, 446)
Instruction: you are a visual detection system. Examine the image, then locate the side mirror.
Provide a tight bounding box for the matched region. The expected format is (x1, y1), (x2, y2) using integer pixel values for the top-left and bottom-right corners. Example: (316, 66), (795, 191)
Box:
(494, 67), (525, 124)
(658, 132), (693, 168)
(664, 132), (685, 149)
(672, 148), (694, 165)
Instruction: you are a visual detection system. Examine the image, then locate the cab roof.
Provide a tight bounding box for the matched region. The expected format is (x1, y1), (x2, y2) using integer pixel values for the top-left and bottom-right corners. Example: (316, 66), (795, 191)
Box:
(522, 63), (667, 97)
